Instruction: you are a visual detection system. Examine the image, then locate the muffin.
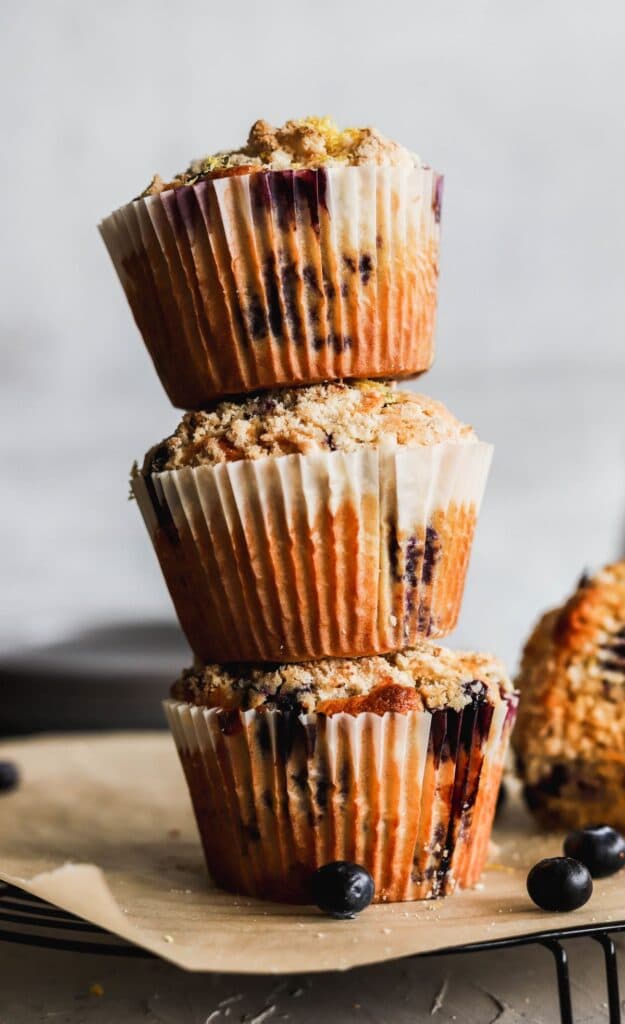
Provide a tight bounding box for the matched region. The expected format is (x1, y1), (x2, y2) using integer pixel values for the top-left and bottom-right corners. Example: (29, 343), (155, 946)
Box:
(514, 562), (625, 830)
(165, 641), (517, 903)
(100, 117), (443, 407)
(133, 381), (493, 662)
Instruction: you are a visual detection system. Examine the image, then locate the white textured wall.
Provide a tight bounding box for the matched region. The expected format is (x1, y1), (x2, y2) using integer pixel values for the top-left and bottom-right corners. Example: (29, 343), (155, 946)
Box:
(1, 0), (624, 667)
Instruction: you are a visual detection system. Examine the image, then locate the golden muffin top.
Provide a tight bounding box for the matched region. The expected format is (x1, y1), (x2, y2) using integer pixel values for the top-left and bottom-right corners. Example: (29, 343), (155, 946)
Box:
(141, 381), (479, 473)
(171, 641), (513, 716)
(142, 116), (421, 196)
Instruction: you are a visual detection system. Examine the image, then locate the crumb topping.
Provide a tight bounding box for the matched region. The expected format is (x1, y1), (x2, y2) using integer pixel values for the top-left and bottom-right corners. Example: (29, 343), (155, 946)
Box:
(142, 381), (477, 473)
(514, 561), (625, 779)
(171, 641), (513, 715)
(141, 117), (420, 196)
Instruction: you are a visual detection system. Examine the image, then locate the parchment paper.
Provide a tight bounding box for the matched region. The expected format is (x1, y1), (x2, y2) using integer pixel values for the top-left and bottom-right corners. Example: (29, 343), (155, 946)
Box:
(1, 732), (624, 974)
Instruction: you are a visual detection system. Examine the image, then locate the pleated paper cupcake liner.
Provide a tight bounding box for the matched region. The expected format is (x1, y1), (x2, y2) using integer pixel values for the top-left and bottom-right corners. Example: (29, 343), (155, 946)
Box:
(165, 692), (518, 903)
(100, 164), (442, 408)
(133, 442), (493, 663)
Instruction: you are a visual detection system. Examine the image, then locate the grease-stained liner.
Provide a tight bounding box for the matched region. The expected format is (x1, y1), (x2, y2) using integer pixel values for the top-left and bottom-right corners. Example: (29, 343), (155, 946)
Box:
(100, 164), (443, 408)
(132, 441), (492, 664)
(165, 688), (518, 904)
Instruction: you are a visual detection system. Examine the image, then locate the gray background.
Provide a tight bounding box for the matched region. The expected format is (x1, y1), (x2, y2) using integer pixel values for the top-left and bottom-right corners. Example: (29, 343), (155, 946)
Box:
(1, 0), (624, 667)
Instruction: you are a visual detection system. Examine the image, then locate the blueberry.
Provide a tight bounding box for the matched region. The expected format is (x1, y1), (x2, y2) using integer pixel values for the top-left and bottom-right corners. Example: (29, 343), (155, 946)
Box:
(527, 857), (592, 912)
(564, 824), (625, 878)
(0, 761), (19, 794)
(311, 861), (375, 919)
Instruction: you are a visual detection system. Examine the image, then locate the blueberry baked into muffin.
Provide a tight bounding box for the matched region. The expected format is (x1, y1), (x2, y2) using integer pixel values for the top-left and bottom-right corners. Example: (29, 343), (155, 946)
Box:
(166, 641), (518, 902)
(100, 117), (443, 406)
(514, 561), (625, 830)
(134, 380), (492, 662)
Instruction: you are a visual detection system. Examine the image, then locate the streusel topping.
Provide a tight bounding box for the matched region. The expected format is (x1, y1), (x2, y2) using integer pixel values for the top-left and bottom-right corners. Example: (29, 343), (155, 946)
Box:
(142, 117), (420, 195)
(143, 381), (477, 473)
(171, 641), (513, 716)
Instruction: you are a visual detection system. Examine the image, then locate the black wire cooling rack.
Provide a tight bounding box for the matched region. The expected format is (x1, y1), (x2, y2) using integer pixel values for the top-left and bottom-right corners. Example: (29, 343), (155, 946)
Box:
(1, 881), (623, 1024)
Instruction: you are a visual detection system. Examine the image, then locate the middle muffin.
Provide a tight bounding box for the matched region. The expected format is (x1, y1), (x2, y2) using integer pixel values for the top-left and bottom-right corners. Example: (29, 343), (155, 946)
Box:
(134, 380), (492, 662)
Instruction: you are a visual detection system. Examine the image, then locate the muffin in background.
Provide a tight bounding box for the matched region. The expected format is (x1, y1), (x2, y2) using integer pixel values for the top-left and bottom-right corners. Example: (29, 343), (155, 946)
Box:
(133, 381), (493, 663)
(100, 117), (443, 407)
(514, 561), (625, 830)
(166, 641), (518, 903)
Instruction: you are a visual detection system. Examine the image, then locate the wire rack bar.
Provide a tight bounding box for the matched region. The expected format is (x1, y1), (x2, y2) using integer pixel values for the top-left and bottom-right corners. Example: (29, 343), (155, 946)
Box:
(1, 882), (625, 1019)
(542, 940), (573, 1024)
(592, 933), (621, 1024)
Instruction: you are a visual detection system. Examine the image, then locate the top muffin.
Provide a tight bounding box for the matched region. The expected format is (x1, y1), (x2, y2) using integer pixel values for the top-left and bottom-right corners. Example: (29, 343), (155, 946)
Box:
(142, 116), (420, 195)
(100, 114), (442, 407)
(143, 381), (478, 473)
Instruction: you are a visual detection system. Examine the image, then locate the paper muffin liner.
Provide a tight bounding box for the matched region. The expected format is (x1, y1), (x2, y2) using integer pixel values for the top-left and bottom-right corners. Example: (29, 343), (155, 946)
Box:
(165, 691), (518, 903)
(100, 164), (442, 407)
(133, 441), (492, 663)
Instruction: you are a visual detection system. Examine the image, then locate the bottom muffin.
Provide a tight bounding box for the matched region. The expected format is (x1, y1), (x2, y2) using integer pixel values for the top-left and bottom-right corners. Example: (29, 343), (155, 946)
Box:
(514, 561), (625, 830)
(165, 642), (517, 903)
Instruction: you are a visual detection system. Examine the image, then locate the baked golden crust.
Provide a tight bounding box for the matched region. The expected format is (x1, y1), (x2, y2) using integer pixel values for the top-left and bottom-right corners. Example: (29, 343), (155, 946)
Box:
(316, 684), (424, 717)
(141, 117), (420, 196)
(171, 641), (513, 716)
(514, 561), (625, 828)
(142, 381), (477, 473)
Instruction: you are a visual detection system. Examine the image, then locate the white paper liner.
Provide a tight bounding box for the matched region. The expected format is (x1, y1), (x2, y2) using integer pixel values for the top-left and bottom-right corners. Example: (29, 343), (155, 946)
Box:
(165, 693), (517, 904)
(133, 441), (492, 663)
(100, 164), (442, 407)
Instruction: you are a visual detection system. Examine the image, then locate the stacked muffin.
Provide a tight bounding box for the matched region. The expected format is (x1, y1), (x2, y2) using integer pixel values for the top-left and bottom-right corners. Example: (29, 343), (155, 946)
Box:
(100, 117), (518, 903)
